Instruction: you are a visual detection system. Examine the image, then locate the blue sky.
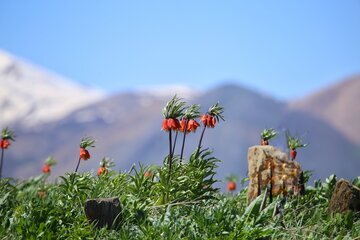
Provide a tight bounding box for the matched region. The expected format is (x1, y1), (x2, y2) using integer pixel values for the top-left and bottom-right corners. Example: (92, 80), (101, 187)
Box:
(1, 1), (359, 100)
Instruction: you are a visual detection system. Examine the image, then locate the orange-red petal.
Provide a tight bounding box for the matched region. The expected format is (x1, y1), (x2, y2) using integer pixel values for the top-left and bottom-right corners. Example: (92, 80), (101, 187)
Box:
(42, 164), (51, 174)
(0, 139), (10, 149)
(161, 119), (170, 131)
(80, 148), (90, 160)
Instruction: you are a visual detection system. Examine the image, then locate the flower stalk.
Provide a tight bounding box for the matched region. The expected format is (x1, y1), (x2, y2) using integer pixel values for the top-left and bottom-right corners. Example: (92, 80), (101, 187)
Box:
(161, 95), (186, 181)
(75, 137), (95, 173)
(286, 132), (307, 161)
(0, 127), (15, 179)
(179, 104), (201, 160)
(196, 103), (224, 156)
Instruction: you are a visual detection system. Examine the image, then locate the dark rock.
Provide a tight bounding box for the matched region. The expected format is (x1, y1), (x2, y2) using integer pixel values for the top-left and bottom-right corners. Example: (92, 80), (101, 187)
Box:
(329, 179), (360, 214)
(84, 197), (121, 229)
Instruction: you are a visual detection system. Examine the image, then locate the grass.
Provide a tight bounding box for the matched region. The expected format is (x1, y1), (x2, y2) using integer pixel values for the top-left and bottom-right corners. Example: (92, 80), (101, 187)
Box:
(0, 155), (359, 239)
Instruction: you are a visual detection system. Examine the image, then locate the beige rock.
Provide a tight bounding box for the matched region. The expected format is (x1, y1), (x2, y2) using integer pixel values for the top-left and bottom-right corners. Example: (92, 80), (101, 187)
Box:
(247, 145), (303, 204)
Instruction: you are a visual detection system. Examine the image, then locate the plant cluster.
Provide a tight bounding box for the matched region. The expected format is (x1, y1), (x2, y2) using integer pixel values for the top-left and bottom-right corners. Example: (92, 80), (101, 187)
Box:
(0, 172), (359, 239)
(42, 156), (57, 174)
(0, 127), (16, 179)
(0, 97), (359, 239)
(260, 128), (277, 145)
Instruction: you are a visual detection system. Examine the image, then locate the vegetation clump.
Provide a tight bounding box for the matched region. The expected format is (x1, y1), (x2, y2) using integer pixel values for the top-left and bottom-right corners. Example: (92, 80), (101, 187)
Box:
(0, 97), (359, 239)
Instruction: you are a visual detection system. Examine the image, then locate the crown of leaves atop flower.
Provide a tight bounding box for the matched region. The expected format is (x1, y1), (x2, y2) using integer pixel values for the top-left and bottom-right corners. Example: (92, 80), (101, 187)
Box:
(1, 127), (15, 141)
(45, 156), (57, 166)
(99, 157), (114, 168)
(162, 95), (186, 119)
(225, 174), (238, 182)
(207, 102), (225, 122)
(80, 137), (96, 149)
(287, 134), (307, 150)
(261, 128), (277, 140)
(183, 104), (201, 120)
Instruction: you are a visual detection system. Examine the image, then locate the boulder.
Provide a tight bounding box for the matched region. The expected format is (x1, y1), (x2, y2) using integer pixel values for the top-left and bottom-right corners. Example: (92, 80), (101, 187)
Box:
(247, 145), (303, 204)
(329, 179), (360, 214)
(84, 197), (121, 229)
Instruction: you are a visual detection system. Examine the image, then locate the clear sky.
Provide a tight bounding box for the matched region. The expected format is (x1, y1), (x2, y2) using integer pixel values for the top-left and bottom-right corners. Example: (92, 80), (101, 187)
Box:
(1, 1), (359, 100)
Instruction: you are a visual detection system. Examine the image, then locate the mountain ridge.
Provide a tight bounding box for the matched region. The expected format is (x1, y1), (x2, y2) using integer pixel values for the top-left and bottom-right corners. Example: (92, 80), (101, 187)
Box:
(1, 50), (359, 181)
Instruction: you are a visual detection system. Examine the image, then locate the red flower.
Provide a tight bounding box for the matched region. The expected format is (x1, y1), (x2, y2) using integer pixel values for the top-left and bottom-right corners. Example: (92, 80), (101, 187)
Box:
(0, 139), (10, 149)
(188, 119), (200, 132)
(179, 119), (189, 133)
(144, 171), (152, 178)
(227, 181), (236, 192)
(179, 119), (200, 133)
(42, 164), (51, 174)
(161, 118), (180, 131)
(97, 166), (107, 176)
(161, 119), (171, 131)
(290, 149), (297, 160)
(37, 191), (47, 198)
(79, 148), (90, 160)
(201, 114), (216, 128)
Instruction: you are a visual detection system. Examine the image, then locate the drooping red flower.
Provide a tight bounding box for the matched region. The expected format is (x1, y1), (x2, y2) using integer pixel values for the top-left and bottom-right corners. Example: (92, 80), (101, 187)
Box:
(0, 139), (10, 149)
(79, 147), (91, 160)
(144, 171), (152, 178)
(179, 119), (189, 133)
(290, 149), (297, 160)
(42, 164), (51, 174)
(188, 119), (200, 132)
(161, 119), (171, 131)
(162, 118), (180, 131)
(200, 114), (216, 128)
(97, 166), (107, 176)
(227, 181), (236, 192)
(168, 118), (180, 130)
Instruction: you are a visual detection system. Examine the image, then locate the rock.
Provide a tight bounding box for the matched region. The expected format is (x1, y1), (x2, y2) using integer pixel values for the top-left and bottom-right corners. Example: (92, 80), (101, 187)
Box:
(329, 179), (360, 214)
(247, 145), (303, 204)
(84, 197), (121, 229)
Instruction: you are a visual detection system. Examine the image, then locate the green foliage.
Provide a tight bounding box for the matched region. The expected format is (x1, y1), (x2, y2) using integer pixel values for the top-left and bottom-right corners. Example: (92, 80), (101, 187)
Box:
(261, 128), (277, 141)
(80, 137), (96, 148)
(161, 95), (186, 119)
(207, 102), (225, 122)
(183, 104), (201, 119)
(44, 156), (57, 166)
(1, 170), (359, 239)
(1, 127), (15, 141)
(286, 132), (308, 150)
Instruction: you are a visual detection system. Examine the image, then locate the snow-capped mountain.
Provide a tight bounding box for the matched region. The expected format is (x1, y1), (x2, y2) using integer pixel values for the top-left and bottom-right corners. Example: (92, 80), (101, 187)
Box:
(0, 49), (104, 128)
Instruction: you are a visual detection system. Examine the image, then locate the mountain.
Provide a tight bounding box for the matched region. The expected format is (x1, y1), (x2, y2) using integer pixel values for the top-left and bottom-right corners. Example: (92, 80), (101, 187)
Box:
(5, 83), (360, 183)
(1, 50), (359, 182)
(289, 76), (360, 145)
(0, 50), (104, 127)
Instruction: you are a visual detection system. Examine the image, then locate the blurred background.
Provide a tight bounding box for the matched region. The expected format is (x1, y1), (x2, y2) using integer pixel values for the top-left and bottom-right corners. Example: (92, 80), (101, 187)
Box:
(1, 1), (359, 183)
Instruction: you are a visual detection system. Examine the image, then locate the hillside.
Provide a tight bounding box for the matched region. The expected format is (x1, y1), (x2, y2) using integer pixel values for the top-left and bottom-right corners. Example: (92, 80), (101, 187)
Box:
(289, 76), (360, 145)
(5, 84), (360, 182)
(1, 50), (359, 181)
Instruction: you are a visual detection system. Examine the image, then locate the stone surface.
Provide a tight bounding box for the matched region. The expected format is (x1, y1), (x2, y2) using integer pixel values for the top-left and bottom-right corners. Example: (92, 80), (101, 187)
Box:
(84, 197), (121, 229)
(329, 179), (360, 214)
(247, 145), (303, 204)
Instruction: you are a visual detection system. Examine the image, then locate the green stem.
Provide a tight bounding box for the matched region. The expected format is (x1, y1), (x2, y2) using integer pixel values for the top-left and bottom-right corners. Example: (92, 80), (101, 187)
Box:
(168, 130), (173, 181)
(0, 148), (4, 179)
(172, 131), (178, 156)
(75, 157), (81, 173)
(180, 119), (189, 161)
(196, 126), (207, 156)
